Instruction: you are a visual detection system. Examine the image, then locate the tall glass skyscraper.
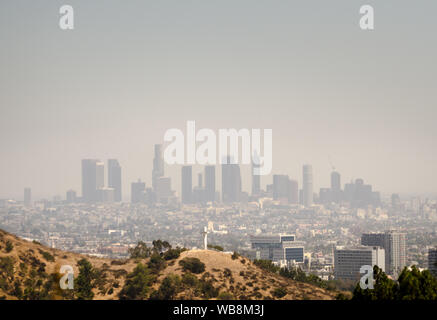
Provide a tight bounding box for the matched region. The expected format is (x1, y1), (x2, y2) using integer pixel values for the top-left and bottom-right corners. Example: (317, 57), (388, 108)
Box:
(222, 157), (241, 203)
(108, 159), (122, 202)
(204, 165), (216, 202)
(82, 159), (103, 202)
(152, 144), (164, 192)
(302, 164), (313, 207)
(181, 166), (192, 204)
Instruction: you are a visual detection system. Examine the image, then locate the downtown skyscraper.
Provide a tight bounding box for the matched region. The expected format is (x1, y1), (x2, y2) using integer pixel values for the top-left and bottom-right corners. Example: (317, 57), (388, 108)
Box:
(181, 166), (193, 204)
(204, 165), (216, 203)
(361, 231), (407, 276)
(152, 144), (164, 192)
(131, 179), (145, 204)
(24, 188), (31, 206)
(108, 159), (122, 202)
(222, 157), (242, 203)
(82, 159), (104, 202)
(302, 164), (313, 207)
(251, 152), (261, 196)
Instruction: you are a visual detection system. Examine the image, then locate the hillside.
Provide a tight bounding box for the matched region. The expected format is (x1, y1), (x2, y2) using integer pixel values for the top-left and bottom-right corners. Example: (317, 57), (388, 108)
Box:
(0, 229), (337, 300)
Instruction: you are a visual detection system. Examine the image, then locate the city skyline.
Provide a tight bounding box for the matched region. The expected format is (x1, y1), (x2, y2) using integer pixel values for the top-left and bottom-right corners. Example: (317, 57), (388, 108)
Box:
(1, 1), (437, 198)
(2, 153), (432, 202)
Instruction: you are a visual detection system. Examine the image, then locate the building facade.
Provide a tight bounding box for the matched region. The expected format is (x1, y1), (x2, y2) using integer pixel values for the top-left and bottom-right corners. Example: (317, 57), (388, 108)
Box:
(250, 234), (304, 264)
(334, 246), (385, 281)
(361, 231), (406, 276)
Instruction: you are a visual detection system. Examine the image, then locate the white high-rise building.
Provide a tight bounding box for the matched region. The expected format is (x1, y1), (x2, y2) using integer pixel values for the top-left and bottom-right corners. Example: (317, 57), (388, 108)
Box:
(334, 246), (385, 281)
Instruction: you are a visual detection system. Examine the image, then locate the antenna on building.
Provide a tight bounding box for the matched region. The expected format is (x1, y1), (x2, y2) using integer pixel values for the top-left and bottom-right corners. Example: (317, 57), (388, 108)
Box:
(201, 226), (208, 250)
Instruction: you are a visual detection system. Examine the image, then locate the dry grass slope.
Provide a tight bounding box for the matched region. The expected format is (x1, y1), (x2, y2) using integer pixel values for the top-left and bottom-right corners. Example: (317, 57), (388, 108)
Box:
(0, 229), (336, 300)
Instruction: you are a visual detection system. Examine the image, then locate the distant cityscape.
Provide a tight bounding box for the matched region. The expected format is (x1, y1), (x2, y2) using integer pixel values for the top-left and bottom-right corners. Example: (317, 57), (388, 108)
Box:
(0, 143), (436, 282)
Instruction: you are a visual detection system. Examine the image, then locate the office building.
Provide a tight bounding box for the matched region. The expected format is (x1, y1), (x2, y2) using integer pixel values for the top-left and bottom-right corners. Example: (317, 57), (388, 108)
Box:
(288, 179), (298, 204)
(361, 231), (406, 276)
(66, 190), (76, 203)
(131, 180), (145, 204)
(334, 246), (385, 281)
(222, 157), (242, 203)
(251, 152), (261, 196)
(250, 234), (304, 263)
(331, 171), (342, 203)
(97, 187), (115, 203)
(108, 159), (122, 202)
(82, 159), (102, 202)
(273, 175), (289, 202)
(181, 166), (193, 204)
(152, 144), (164, 192)
(272, 175), (298, 204)
(344, 178), (380, 208)
(302, 165), (313, 207)
(24, 188), (31, 206)
(155, 177), (173, 203)
(204, 166), (216, 203)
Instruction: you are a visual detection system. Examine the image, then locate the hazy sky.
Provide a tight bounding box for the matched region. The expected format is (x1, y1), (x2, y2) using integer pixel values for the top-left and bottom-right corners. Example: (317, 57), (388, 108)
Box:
(0, 0), (436, 200)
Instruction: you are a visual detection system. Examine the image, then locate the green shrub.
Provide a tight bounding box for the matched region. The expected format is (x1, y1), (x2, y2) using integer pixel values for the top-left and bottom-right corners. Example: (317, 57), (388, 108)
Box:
(148, 254), (166, 274)
(253, 259), (279, 273)
(38, 250), (55, 262)
(0, 256), (15, 279)
(272, 287), (287, 298)
(163, 248), (182, 260)
(129, 241), (152, 259)
(200, 279), (219, 299)
(5, 241), (13, 253)
(179, 257), (205, 274)
(149, 275), (181, 300)
(182, 272), (198, 287)
(118, 263), (154, 300)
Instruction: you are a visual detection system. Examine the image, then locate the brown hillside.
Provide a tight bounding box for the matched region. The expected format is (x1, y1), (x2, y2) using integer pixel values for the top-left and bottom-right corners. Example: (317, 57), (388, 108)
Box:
(0, 229), (336, 300)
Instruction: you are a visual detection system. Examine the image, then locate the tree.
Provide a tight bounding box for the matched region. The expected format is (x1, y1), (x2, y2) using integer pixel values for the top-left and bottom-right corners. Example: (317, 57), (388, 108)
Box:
(5, 240), (13, 253)
(119, 263), (154, 300)
(152, 240), (171, 254)
(253, 259), (279, 273)
(163, 248), (184, 261)
(75, 259), (94, 300)
(129, 241), (151, 259)
(397, 266), (437, 300)
(199, 279), (219, 299)
(353, 265), (397, 300)
(182, 272), (198, 288)
(179, 257), (205, 274)
(352, 265), (437, 300)
(149, 275), (181, 300)
(147, 253), (166, 274)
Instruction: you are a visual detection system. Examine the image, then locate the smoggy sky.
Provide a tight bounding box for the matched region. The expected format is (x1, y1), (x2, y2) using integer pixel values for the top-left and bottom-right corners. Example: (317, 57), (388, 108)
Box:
(0, 0), (436, 200)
